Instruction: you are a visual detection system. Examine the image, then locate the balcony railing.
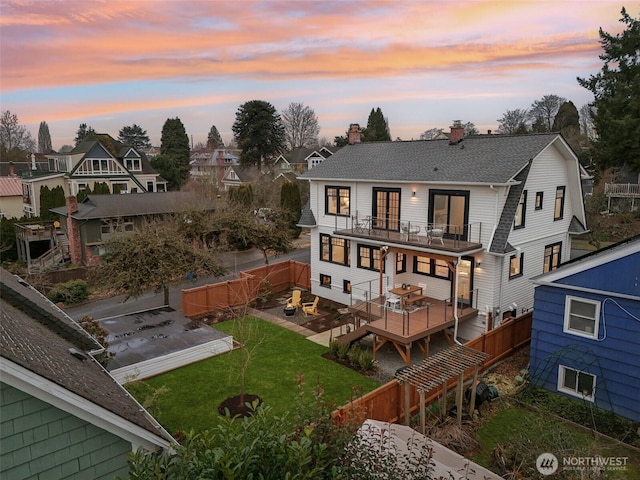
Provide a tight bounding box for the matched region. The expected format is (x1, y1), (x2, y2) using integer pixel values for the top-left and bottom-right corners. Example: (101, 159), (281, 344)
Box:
(333, 215), (483, 252)
(605, 183), (640, 197)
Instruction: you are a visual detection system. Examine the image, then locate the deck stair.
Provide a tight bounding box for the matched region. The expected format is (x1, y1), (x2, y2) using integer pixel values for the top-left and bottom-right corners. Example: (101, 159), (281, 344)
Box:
(336, 325), (371, 345)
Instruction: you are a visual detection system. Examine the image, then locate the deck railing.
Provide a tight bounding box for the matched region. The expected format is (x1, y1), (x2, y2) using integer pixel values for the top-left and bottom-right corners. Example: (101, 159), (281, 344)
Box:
(334, 214), (482, 247)
(604, 183), (640, 197)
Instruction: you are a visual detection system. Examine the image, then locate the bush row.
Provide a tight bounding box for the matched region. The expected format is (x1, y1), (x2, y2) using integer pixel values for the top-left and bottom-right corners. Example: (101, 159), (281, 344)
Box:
(328, 340), (375, 371)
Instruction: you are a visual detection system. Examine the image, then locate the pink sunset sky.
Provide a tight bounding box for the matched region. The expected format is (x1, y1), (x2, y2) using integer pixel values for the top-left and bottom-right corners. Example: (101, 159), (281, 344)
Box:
(1, 0), (636, 150)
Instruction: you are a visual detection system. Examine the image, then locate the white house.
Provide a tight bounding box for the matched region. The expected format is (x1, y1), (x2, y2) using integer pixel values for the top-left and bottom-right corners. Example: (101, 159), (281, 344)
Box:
(299, 125), (587, 332)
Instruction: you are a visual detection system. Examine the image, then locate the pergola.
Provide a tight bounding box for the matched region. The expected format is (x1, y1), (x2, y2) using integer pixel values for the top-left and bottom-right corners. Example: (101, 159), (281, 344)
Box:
(394, 344), (490, 432)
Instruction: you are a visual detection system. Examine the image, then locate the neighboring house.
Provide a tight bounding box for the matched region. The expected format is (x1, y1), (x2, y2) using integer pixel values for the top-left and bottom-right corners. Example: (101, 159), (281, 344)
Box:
(0, 176), (24, 219)
(273, 146), (340, 176)
(529, 235), (640, 422)
(599, 164), (640, 212)
(221, 165), (268, 191)
(19, 136), (167, 217)
(299, 125), (587, 329)
(0, 269), (173, 479)
(190, 148), (239, 187)
(46, 191), (209, 266)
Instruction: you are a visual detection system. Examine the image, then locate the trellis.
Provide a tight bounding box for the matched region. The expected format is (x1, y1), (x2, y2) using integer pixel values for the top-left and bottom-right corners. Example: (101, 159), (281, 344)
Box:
(395, 344), (490, 432)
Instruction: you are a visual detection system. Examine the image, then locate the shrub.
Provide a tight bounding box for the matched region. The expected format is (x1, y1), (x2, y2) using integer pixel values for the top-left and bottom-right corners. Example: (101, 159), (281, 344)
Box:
(47, 279), (89, 304)
(358, 350), (375, 371)
(336, 342), (350, 360)
(328, 340), (340, 356)
(347, 344), (362, 365)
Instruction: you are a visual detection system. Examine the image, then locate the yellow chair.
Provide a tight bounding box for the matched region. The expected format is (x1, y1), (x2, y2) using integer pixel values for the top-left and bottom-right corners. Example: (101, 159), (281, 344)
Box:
(286, 290), (302, 308)
(302, 296), (319, 316)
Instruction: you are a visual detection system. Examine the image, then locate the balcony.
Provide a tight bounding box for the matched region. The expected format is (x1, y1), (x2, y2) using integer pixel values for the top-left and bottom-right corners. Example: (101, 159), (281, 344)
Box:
(333, 216), (483, 254)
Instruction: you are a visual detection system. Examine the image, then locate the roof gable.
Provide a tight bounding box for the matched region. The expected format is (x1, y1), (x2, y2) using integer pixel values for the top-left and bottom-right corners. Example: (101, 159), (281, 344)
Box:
(532, 235), (640, 298)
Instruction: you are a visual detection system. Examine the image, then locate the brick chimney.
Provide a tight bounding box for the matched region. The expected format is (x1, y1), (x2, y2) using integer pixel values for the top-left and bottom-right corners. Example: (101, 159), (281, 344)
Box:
(348, 123), (362, 144)
(8, 162), (15, 176)
(449, 120), (464, 145)
(66, 196), (82, 265)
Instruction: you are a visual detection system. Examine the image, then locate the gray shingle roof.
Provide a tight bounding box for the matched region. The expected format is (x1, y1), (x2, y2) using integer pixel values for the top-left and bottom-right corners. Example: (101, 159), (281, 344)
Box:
(489, 162), (531, 254)
(297, 201), (317, 227)
(0, 269), (172, 443)
(300, 134), (561, 184)
(51, 192), (210, 220)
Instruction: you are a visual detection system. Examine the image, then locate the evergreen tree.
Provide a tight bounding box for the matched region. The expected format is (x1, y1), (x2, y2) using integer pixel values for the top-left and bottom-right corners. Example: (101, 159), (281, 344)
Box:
(39, 186), (52, 220)
(232, 100), (285, 168)
(578, 7), (640, 173)
(280, 182), (302, 238)
(207, 125), (224, 149)
(92, 182), (111, 194)
(74, 123), (96, 146)
(38, 121), (53, 153)
(51, 186), (65, 209)
(228, 184), (254, 207)
(363, 107), (391, 141)
(118, 124), (151, 150)
(77, 184), (91, 202)
(158, 117), (190, 190)
(552, 101), (580, 136)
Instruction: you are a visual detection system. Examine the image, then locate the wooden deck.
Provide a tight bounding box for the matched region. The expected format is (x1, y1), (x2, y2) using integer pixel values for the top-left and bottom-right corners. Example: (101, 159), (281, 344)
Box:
(344, 296), (478, 365)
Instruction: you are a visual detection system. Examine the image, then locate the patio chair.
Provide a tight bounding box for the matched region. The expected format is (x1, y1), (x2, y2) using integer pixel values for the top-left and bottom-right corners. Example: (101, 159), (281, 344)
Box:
(427, 224), (445, 245)
(302, 296), (320, 316)
(385, 287), (401, 310)
(400, 221), (420, 240)
(286, 290), (302, 308)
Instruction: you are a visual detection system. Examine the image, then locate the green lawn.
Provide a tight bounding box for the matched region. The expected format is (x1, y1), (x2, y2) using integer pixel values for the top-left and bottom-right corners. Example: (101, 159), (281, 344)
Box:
(472, 404), (640, 479)
(126, 317), (380, 434)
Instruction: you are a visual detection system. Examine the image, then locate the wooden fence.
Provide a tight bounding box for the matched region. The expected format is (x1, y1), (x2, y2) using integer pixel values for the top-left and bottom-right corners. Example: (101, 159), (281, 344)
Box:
(182, 260), (311, 318)
(334, 311), (533, 425)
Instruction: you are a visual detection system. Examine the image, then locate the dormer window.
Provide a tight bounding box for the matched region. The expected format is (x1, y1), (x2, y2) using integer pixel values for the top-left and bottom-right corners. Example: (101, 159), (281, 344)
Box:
(125, 158), (141, 171)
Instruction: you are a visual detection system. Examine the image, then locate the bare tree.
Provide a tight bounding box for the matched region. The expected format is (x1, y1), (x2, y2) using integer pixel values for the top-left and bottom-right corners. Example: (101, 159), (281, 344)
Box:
(419, 128), (444, 140)
(463, 121), (479, 136)
(0, 110), (35, 152)
(528, 94), (567, 132)
(497, 109), (529, 134)
(93, 215), (225, 306)
(281, 102), (320, 149)
(579, 104), (596, 142)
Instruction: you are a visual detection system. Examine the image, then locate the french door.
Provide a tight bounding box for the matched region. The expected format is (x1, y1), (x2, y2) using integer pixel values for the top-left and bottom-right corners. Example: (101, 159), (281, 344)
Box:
(372, 188), (401, 231)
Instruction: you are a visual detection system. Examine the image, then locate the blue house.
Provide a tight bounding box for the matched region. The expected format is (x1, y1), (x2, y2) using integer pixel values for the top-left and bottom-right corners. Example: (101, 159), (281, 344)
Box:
(529, 234), (640, 421)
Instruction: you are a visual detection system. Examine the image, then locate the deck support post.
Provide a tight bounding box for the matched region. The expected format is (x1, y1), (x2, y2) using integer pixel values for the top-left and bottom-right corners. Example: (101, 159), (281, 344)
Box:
(456, 372), (464, 425)
(469, 365), (479, 416)
(441, 380), (447, 418)
(419, 390), (426, 434)
(404, 382), (411, 426)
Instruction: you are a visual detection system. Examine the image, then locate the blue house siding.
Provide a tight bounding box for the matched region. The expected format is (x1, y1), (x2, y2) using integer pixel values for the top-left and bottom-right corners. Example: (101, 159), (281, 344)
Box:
(1, 382), (132, 480)
(530, 284), (640, 422)
(554, 253), (640, 296)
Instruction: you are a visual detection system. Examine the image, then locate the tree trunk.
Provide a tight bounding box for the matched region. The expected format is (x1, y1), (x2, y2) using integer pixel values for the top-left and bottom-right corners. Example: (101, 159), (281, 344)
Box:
(164, 285), (170, 306)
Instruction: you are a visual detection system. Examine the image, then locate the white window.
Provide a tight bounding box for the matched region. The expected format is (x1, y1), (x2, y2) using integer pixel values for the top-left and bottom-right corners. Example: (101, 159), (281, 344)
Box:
(563, 296), (600, 339)
(558, 365), (595, 402)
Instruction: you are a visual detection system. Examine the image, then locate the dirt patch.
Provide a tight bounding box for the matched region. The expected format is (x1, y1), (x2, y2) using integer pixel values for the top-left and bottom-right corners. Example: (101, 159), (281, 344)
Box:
(217, 394), (263, 418)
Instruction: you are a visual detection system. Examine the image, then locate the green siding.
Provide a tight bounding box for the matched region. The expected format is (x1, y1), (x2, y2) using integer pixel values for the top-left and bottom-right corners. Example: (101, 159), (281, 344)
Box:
(1, 382), (131, 480)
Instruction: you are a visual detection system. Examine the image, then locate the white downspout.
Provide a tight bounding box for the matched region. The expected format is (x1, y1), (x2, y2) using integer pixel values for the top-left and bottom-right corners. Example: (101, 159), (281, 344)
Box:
(452, 256), (462, 345)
